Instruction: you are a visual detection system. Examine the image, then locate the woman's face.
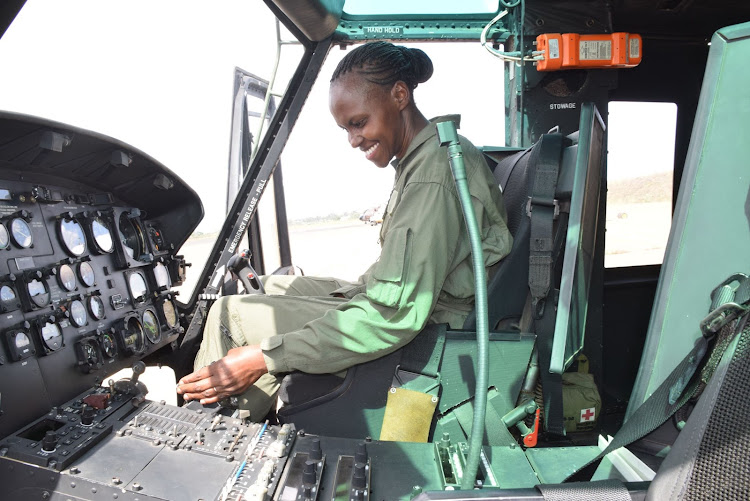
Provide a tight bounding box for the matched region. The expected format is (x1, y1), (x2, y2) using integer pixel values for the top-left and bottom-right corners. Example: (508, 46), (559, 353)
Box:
(329, 73), (408, 168)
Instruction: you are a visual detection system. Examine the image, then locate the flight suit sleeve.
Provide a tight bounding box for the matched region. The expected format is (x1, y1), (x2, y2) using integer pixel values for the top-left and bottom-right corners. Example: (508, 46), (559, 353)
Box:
(260, 180), (464, 375)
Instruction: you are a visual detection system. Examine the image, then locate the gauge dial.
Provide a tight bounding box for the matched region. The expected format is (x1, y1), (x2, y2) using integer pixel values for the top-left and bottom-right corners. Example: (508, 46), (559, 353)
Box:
(76, 340), (101, 372)
(118, 214), (145, 260)
(148, 224), (166, 252)
(1, 284), (16, 302)
(8, 330), (33, 361)
(153, 262), (171, 290)
(58, 264), (76, 291)
(78, 262), (95, 288)
(69, 299), (87, 327)
(81, 342), (96, 359)
(87, 295), (105, 321)
(100, 332), (117, 359)
(59, 218), (87, 256)
(15, 331), (31, 350)
(121, 316), (145, 354)
(10, 218), (32, 248)
(27, 278), (49, 308)
(40, 320), (63, 352)
(0, 224), (9, 250)
(128, 272), (148, 304)
(142, 309), (161, 344)
(161, 298), (178, 328)
(91, 217), (114, 253)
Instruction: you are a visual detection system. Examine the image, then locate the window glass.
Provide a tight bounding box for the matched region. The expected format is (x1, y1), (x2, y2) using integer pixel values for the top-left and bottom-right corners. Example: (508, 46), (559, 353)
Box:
(605, 101), (676, 268)
(343, 0), (500, 16)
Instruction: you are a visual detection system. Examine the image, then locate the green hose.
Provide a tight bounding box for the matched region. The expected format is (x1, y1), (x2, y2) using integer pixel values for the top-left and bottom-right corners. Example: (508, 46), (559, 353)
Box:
(436, 121), (489, 491)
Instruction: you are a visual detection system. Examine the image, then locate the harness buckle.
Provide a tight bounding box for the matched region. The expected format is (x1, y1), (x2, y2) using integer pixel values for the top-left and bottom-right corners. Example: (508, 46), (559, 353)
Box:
(526, 197), (560, 219)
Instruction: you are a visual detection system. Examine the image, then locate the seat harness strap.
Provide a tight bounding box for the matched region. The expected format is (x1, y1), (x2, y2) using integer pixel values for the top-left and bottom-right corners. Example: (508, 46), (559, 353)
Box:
(565, 272), (750, 482)
(528, 133), (564, 317)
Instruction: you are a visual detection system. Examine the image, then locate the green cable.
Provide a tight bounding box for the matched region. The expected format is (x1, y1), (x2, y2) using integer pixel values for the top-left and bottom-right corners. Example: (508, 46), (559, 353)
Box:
(436, 121), (489, 491)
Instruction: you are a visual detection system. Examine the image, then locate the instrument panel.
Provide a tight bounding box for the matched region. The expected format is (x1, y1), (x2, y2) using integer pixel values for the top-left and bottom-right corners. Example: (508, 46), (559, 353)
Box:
(0, 179), (181, 435)
(0, 112), (203, 439)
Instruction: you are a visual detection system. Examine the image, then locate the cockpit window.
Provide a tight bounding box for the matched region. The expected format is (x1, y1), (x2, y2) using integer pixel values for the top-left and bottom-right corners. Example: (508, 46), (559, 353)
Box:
(343, 0), (500, 16)
(605, 101), (676, 268)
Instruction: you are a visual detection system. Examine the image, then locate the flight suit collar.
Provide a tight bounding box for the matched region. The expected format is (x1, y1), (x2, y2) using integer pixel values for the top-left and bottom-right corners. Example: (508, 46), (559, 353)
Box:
(391, 114), (461, 172)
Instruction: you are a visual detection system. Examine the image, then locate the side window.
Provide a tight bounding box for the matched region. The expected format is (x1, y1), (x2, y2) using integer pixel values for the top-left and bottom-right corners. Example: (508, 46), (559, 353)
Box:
(605, 102), (677, 268)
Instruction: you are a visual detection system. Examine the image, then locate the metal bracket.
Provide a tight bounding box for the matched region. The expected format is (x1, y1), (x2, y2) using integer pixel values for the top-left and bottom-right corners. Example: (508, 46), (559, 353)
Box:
(700, 272), (750, 335)
(700, 302), (749, 336)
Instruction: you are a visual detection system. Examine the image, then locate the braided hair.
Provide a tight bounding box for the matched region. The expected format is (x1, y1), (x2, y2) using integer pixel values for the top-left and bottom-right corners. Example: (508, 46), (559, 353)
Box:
(331, 41), (433, 92)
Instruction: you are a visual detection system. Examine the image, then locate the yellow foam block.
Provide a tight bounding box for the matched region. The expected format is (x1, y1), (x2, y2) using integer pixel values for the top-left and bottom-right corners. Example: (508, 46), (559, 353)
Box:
(379, 387), (438, 443)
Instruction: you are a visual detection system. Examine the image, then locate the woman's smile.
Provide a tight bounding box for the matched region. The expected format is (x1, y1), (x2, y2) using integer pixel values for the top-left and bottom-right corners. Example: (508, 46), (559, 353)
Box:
(364, 142), (379, 160)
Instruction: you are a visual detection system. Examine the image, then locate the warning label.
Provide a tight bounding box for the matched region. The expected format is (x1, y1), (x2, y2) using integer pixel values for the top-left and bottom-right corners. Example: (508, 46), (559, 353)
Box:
(579, 40), (611, 60)
(548, 38), (560, 59)
(629, 37), (640, 59)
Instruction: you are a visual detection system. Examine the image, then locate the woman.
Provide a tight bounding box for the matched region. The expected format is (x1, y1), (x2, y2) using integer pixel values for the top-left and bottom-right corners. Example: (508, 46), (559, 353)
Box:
(177, 42), (512, 421)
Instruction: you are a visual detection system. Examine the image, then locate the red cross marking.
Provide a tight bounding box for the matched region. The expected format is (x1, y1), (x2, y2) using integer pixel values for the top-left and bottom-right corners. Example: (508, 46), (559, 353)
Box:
(581, 408), (595, 421)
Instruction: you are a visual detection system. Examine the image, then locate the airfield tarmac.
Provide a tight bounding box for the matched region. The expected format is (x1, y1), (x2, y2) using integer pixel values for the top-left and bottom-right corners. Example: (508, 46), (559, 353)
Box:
(175, 200), (671, 298)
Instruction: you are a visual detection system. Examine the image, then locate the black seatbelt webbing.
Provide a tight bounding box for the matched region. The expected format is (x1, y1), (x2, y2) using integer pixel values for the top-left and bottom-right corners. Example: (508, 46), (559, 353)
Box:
(528, 133), (563, 314)
(526, 133), (565, 435)
(565, 273), (750, 483)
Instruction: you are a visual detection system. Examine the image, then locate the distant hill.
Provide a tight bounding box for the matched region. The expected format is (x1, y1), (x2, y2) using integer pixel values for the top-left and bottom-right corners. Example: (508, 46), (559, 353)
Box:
(607, 171), (672, 204)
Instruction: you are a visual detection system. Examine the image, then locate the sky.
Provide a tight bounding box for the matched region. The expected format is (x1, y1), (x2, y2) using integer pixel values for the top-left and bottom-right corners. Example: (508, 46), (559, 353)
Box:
(0, 0), (675, 234)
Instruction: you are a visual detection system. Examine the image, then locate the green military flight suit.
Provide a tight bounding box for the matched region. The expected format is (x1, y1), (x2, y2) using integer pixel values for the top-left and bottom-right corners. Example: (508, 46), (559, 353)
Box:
(194, 115), (512, 420)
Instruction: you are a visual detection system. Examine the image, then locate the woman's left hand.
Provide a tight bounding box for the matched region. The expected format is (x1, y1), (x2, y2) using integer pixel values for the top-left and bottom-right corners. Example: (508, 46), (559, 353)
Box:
(176, 346), (268, 405)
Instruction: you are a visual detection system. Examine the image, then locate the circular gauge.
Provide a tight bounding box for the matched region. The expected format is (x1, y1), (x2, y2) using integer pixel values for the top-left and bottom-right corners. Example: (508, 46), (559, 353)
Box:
(87, 295), (105, 321)
(142, 309), (161, 344)
(59, 218), (87, 256)
(27, 278), (50, 308)
(121, 316), (145, 354)
(91, 217), (114, 253)
(10, 331), (33, 361)
(100, 332), (117, 359)
(1, 284), (16, 302)
(69, 299), (87, 327)
(78, 262), (95, 288)
(58, 264), (77, 291)
(118, 214), (145, 260)
(153, 262), (170, 290)
(15, 331), (31, 350)
(128, 272), (148, 303)
(0, 224), (9, 250)
(161, 298), (178, 328)
(10, 218), (32, 248)
(40, 320), (63, 352)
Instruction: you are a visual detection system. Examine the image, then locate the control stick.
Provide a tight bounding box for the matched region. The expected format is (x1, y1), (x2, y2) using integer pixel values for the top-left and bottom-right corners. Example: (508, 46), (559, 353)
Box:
(110, 361), (148, 406)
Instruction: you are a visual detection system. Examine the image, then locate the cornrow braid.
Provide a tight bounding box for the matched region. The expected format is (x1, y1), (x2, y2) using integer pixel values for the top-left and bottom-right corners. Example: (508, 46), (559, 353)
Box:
(331, 41), (433, 91)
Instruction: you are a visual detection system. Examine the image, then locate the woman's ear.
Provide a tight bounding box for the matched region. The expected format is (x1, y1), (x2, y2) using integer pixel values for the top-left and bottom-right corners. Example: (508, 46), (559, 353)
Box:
(391, 81), (411, 111)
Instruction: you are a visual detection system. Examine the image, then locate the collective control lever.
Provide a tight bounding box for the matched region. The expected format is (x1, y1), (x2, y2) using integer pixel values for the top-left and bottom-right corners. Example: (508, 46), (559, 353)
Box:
(225, 249), (265, 294)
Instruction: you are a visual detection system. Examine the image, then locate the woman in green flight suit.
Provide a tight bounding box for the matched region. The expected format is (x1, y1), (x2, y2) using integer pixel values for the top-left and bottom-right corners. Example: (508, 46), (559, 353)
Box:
(177, 42), (512, 421)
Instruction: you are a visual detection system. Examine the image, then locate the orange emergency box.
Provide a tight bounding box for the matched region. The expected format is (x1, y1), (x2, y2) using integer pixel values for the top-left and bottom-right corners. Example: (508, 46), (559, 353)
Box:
(535, 32), (642, 71)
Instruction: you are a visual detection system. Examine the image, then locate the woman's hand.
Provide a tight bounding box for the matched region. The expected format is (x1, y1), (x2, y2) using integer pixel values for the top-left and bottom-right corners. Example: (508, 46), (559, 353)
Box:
(176, 346), (268, 405)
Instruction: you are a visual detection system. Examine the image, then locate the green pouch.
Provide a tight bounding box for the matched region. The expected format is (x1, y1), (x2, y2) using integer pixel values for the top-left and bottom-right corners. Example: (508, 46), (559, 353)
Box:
(562, 372), (601, 433)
